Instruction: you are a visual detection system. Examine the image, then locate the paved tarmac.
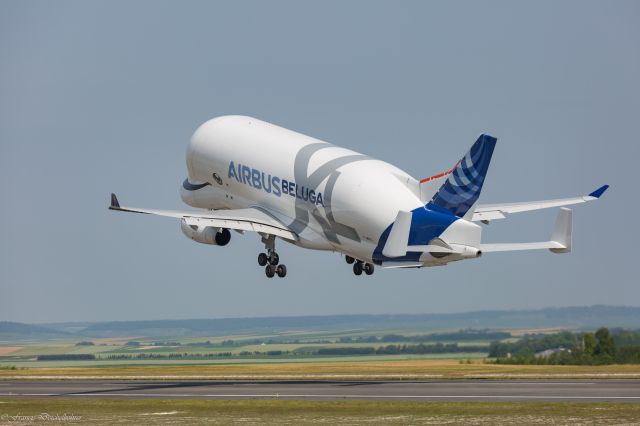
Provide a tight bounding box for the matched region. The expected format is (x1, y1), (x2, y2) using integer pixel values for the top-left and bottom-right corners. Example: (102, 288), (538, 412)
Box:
(1, 379), (639, 402)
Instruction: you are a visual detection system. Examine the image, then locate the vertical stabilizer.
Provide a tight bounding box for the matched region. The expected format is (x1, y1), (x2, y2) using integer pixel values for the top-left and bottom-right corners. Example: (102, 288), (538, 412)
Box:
(428, 134), (497, 217)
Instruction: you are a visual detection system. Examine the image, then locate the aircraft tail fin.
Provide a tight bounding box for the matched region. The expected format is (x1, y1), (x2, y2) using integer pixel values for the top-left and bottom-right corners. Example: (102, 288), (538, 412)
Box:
(428, 134), (497, 217)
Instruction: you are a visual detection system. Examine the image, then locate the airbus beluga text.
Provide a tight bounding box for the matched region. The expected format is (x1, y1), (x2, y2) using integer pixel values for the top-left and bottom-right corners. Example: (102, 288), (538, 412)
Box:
(110, 115), (608, 278)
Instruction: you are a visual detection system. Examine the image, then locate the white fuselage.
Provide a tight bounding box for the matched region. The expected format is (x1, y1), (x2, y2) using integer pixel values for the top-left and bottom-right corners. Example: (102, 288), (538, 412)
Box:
(181, 116), (479, 265)
(110, 116), (603, 273)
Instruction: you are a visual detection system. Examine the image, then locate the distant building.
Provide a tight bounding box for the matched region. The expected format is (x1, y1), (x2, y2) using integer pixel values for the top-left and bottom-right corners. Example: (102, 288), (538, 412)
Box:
(535, 348), (570, 357)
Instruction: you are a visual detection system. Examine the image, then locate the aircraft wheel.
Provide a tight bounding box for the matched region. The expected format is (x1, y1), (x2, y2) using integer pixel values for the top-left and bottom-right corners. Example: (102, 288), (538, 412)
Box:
(364, 263), (374, 275)
(276, 264), (287, 278)
(265, 264), (275, 278)
(258, 253), (268, 266)
(345, 255), (355, 264)
(269, 252), (280, 266)
(353, 262), (363, 276)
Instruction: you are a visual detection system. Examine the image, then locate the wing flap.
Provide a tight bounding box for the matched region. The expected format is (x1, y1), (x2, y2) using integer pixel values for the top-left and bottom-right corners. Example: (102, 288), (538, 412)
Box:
(183, 216), (296, 241)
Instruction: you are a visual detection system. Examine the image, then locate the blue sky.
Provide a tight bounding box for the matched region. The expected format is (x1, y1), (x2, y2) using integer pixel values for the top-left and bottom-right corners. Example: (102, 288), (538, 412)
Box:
(1, 0), (638, 322)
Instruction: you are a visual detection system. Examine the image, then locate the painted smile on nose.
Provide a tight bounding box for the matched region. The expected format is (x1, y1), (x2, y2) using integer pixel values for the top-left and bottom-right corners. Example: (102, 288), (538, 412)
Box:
(182, 179), (211, 191)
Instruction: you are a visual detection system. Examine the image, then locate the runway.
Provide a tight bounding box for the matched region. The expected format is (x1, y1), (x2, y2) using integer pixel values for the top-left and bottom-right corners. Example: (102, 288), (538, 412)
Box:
(1, 379), (639, 402)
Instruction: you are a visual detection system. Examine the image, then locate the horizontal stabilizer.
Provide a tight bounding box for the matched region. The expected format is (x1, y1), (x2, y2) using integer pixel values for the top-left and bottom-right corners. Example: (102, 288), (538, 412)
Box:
(480, 208), (572, 254)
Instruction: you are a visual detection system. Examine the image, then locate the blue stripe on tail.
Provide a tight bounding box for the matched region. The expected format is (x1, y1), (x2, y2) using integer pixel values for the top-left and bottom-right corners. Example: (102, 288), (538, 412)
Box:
(428, 134), (497, 218)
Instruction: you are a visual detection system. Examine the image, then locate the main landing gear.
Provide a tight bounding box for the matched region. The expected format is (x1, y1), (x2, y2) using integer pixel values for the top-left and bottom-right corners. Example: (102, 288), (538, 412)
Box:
(259, 235), (287, 278)
(345, 255), (374, 276)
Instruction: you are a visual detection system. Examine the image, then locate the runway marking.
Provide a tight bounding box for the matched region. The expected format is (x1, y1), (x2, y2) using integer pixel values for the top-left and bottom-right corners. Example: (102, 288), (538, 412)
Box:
(464, 373), (640, 378)
(1, 393), (639, 400)
(452, 382), (597, 385)
(4, 373), (640, 380)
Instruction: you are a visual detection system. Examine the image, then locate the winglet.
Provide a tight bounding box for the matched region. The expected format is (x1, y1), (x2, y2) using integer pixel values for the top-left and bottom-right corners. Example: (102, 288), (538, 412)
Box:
(110, 193), (121, 209)
(549, 207), (572, 254)
(588, 185), (609, 199)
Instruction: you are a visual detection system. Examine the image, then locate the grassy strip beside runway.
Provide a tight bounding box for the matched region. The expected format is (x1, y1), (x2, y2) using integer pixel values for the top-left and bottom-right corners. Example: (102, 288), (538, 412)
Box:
(1, 399), (639, 425)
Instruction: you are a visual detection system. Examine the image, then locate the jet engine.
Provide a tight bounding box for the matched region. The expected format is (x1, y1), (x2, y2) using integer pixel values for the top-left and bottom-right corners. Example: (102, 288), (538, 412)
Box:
(180, 219), (230, 246)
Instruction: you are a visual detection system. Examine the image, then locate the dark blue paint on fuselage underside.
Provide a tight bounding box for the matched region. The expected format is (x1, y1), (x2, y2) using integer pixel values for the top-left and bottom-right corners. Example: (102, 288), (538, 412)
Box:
(372, 205), (458, 265)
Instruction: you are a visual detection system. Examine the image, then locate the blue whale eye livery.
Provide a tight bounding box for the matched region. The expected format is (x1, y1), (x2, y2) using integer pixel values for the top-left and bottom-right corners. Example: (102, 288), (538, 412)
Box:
(228, 161), (324, 207)
(110, 115), (608, 278)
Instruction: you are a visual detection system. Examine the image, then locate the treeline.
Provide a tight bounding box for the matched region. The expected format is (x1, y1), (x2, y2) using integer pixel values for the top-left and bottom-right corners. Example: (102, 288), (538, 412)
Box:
(489, 331), (579, 358)
(490, 328), (640, 365)
(96, 343), (485, 360)
(125, 341), (182, 347)
(220, 329), (509, 347)
(338, 329), (510, 344)
(103, 351), (303, 360)
(104, 353), (236, 360)
(315, 343), (486, 356)
(37, 354), (96, 361)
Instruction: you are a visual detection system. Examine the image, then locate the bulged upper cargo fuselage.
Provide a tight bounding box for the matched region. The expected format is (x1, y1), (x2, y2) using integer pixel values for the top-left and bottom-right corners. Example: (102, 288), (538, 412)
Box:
(181, 115), (470, 264)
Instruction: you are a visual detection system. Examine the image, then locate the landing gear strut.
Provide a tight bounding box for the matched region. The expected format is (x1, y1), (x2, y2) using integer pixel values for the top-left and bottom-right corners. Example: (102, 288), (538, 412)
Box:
(259, 235), (286, 278)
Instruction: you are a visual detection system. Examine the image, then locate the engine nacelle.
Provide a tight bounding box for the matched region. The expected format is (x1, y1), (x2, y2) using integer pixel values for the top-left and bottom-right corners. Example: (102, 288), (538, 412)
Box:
(180, 220), (231, 246)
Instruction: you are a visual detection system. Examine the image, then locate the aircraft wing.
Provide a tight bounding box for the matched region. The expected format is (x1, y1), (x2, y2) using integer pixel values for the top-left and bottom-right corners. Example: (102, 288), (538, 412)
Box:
(109, 193), (298, 241)
(471, 185), (608, 222)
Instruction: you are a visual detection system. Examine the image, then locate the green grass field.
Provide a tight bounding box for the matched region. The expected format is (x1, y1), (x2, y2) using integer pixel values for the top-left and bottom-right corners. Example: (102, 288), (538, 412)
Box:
(2, 359), (640, 380)
(0, 353), (489, 369)
(0, 330), (492, 370)
(2, 327), (639, 380)
(1, 399), (638, 425)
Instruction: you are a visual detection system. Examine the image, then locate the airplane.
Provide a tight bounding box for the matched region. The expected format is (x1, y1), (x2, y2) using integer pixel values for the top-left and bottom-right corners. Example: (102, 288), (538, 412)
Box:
(110, 115), (608, 278)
